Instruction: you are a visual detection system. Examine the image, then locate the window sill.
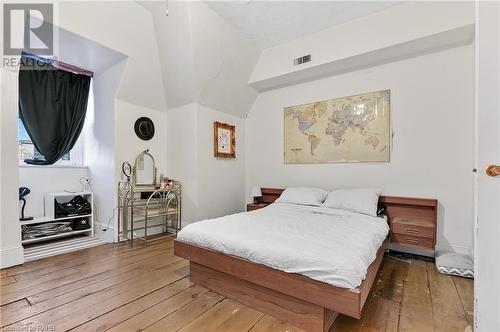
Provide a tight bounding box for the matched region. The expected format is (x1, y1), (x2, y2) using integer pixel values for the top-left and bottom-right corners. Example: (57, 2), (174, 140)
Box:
(19, 163), (88, 169)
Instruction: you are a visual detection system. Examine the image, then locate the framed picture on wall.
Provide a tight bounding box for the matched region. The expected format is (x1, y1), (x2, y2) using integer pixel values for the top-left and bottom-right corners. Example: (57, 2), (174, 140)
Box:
(214, 121), (236, 158)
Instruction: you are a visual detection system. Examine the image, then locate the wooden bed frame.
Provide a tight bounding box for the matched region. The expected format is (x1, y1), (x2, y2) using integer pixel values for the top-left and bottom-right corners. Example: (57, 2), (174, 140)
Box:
(174, 188), (427, 332)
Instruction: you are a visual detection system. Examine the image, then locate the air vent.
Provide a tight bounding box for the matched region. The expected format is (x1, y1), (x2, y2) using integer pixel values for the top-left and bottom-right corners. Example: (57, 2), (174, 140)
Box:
(293, 54), (311, 66)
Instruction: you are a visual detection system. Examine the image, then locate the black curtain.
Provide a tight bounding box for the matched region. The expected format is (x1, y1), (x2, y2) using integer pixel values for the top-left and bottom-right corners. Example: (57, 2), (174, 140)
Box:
(19, 58), (91, 165)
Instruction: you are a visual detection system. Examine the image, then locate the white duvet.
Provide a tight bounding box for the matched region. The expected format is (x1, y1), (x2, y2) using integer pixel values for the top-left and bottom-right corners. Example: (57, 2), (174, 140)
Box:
(177, 203), (389, 289)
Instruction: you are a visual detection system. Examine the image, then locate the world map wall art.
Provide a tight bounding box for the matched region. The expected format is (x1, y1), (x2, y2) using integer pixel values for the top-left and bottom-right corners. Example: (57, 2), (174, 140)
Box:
(284, 90), (391, 164)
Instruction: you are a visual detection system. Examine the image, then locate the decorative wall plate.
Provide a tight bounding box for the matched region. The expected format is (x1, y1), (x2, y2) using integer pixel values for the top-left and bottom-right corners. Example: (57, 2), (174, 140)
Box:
(134, 117), (155, 141)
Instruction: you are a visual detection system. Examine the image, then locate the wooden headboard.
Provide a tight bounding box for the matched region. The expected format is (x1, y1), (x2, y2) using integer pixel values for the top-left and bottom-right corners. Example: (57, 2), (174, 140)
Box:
(260, 188), (437, 225)
(260, 188), (285, 204)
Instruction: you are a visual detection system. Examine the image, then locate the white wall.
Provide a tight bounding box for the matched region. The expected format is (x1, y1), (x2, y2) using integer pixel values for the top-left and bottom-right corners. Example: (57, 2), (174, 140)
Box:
(246, 45), (475, 254)
(197, 104), (246, 220)
(84, 61), (125, 240)
(115, 100), (168, 181)
(166, 103), (199, 225)
(79, 64), (169, 241)
(0, 68), (24, 268)
(167, 103), (246, 226)
(112, 99), (168, 240)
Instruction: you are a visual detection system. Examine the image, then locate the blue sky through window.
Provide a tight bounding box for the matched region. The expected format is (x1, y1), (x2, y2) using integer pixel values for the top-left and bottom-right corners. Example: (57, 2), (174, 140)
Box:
(18, 119), (30, 141)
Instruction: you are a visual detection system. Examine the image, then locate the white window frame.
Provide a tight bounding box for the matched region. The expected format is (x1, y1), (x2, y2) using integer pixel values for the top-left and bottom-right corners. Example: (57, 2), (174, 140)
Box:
(17, 135), (85, 167)
(52, 136), (85, 167)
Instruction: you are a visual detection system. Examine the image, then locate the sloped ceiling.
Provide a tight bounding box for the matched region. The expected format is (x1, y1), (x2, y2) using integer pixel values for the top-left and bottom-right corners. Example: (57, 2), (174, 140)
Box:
(143, 1), (260, 118)
(59, 1), (167, 111)
(144, 1), (197, 109)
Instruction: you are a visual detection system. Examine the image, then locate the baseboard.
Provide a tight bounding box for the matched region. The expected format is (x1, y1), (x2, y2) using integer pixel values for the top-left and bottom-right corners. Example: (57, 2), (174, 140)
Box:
(99, 224), (175, 243)
(388, 243), (434, 257)
(0, 245), (25, 268)
(389, 242), (472, 257)
(95, 226), (115, 243)
(23, 236), (108, 262)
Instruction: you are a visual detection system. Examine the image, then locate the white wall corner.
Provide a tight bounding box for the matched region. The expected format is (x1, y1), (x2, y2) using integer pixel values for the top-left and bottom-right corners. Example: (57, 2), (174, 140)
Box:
(146, 1), (260, 118)
(436, 243), (472, 256)
(58, 1), (166, 111)
(0, 245), (24, 269)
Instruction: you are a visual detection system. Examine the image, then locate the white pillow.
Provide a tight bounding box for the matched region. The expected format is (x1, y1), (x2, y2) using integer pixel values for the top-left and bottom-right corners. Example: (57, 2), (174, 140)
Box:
(321, 188), (382, 216)
(275, 187), (328, 206)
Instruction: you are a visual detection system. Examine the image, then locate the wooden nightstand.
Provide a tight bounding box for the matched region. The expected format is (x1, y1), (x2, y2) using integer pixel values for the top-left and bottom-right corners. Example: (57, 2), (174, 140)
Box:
(391, 217), (435, 249)
(247, 203), (269, 211)
(382, 196), (438, 251)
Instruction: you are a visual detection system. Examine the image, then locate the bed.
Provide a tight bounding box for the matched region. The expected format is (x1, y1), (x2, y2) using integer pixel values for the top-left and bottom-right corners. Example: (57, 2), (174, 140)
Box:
(174, 188), (426, 332)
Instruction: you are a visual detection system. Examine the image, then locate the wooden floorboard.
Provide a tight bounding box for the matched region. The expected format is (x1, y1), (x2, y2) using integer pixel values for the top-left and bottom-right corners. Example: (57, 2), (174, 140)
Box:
(0, 241), (174, 306)
(0, 238), (473, 332)
(249, 315), (304, 332)
(143, 291), (225, 332)
(106, 285), (208, 332)
(453, 275), (474, 326)
(426, 262), (471, 332)
(72, 278), (193, 332)
(0, 255), (184, 326)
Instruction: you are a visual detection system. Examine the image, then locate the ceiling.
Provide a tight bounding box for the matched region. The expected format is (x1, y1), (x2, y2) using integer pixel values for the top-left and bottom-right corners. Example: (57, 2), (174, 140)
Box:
(29, 17), (126, 75)
(206, 1), (401, 49)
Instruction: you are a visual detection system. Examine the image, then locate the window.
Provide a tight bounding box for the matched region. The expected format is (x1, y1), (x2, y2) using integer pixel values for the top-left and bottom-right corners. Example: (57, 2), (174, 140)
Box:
(17, 77), (93, 167)
(18, 119), (68, 161)
(18, 119), (84, 166)
(18, 55), (92, 167)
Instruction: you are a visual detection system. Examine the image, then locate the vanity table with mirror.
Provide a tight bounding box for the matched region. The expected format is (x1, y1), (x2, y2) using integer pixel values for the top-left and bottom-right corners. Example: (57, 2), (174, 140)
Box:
(117, 150), (181, 242)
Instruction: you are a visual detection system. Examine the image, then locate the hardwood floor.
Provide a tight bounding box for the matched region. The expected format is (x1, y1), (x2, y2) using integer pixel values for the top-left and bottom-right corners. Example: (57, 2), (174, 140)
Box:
(0, 238), (473, 332)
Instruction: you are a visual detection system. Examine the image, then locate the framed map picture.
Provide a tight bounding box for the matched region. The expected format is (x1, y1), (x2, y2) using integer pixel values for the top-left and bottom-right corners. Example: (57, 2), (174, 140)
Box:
(214, 121), (236, 158)
(284, 90), (390, 163)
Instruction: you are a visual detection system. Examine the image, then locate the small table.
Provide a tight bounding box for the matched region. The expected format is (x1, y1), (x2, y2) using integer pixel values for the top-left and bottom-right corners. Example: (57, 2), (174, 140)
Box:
(117, 181), (182, 243)
(247, 202), (269, 211)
